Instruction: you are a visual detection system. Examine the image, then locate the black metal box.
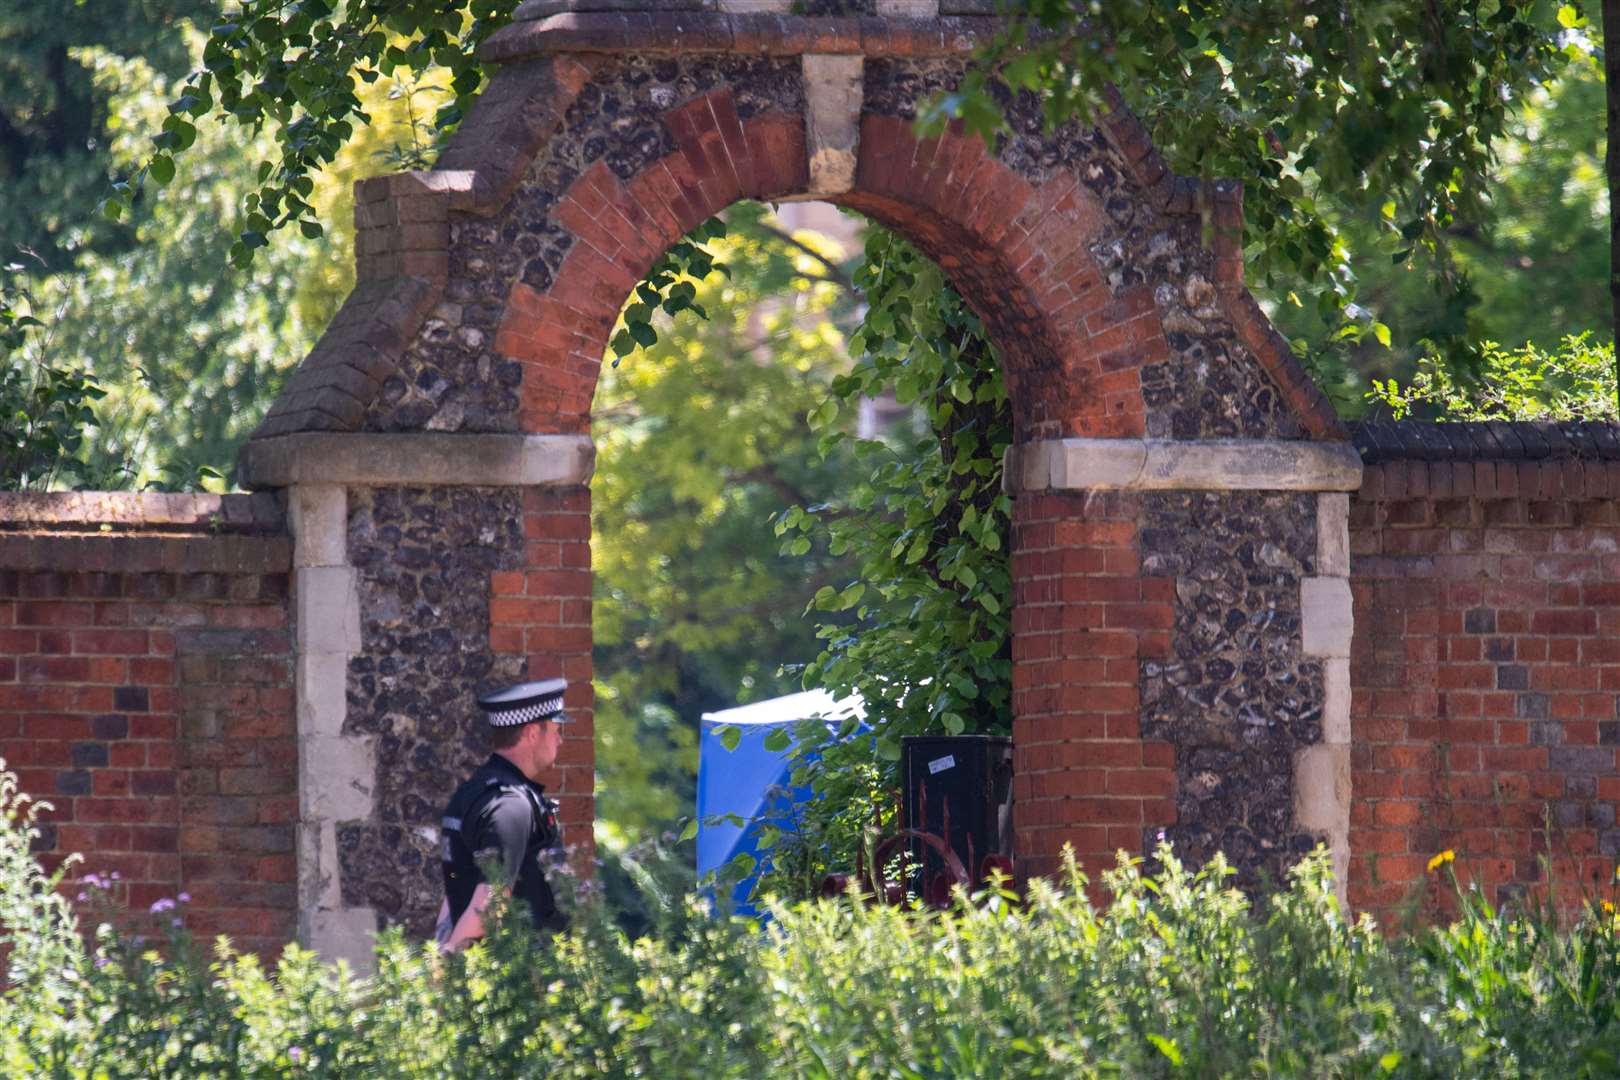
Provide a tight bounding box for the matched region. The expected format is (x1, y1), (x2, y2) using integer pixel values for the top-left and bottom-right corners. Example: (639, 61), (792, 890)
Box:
(900, 734), (1014, 898)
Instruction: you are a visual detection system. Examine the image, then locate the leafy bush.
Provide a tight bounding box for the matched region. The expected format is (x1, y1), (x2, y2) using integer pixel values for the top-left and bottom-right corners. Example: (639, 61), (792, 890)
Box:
(8, 758), (1620, 1078)
(0, 278), (110, 491)
(1371, 333), (1618, 422)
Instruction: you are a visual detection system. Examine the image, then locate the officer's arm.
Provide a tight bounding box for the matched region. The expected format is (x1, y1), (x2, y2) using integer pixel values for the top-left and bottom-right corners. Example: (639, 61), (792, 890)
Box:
(443, 794), (532, 951)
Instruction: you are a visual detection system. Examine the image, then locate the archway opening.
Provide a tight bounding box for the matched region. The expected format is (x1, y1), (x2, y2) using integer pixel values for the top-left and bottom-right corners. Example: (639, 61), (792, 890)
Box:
(584, 198), (1015, 918)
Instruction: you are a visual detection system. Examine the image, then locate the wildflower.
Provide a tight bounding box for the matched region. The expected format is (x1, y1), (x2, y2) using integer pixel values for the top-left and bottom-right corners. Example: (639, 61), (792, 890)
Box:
(1603, 900), (1615, 915)
(1426, 850), (1455, 873)
(289, 1047), (303, 1063)
(76, 892), (87, 903)
(150, 898), (176, 914)
(177, 892), (190, 904)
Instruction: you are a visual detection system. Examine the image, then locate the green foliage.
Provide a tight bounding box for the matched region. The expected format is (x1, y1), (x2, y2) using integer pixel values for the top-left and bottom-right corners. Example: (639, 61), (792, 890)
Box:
(1273, 38), (1612, 411)
(591, 204), (863, 844)
(933, 0), (1581, 369)
(15, 774), (1620, 1080)
(743, 225), (1010, 895)
(774, 226), (1011, 745)
(5, 25), (474, 490)
(101, 0), (527, 267)
(18, 34), (337, 490)
(608, 217), (730, 364)
(0, 764), (84, 1076)
(0, 273), (111, 491)
(0, 0), (212, 270)
(1371, 333), (1618, 421)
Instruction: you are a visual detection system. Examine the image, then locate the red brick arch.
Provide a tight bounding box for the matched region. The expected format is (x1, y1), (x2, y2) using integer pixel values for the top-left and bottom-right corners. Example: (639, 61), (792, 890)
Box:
(486, 85), (1333, 444)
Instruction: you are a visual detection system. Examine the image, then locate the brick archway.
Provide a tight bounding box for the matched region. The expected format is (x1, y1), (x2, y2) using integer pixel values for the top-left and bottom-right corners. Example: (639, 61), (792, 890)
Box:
(241, 4), (1360, 951)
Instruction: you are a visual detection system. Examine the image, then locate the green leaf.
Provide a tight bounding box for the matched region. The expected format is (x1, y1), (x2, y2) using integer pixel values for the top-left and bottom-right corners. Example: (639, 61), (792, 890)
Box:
(147, 155), (175, 187)
(763, 729), (792, 753)
(717, 725), (741, 752)
(1146, 1035), (1182, 1066)
(677, 818), (698, 843)
(629, 321), (658, 349)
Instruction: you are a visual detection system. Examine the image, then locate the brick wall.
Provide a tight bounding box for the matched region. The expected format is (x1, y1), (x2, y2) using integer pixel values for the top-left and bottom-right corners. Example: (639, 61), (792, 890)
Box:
(1011, 490), (1175, 880)
(1349, 422), (1620, 922)
(495, 486), (596, 863)
(0, 493), (294, 957)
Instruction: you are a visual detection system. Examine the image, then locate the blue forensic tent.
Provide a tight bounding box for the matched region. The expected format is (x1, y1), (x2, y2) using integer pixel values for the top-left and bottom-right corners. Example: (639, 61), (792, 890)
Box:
(697, 689), (862, 916)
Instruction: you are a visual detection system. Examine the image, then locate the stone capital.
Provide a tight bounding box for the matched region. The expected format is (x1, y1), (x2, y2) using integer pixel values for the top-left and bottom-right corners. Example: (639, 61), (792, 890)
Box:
(240, 433), (595, 489)
(1006, 438), (1364, 494)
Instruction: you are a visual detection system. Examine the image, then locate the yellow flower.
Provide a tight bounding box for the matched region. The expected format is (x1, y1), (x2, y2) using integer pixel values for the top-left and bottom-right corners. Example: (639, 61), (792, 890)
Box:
(1603, 901), (1615, 915)
(1426, 850), (1455, 873)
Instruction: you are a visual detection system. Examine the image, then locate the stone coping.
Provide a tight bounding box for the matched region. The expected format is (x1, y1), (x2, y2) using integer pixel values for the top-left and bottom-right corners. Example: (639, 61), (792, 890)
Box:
(0, 491), (282, 533)
(482, 11), (1001, 62)
(239, 433), (595, 490)
(0, 531), (291, 573)
(1351, 419), (1620, 464)
(1008, 438), (1365, 493)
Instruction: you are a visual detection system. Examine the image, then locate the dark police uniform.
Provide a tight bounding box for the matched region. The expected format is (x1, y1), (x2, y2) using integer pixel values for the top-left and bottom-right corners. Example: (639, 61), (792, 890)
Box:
(438, 679), (570, 943)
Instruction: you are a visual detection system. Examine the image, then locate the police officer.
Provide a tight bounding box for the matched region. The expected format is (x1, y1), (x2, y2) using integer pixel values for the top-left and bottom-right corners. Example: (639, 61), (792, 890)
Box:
(436, 678), (570, 950)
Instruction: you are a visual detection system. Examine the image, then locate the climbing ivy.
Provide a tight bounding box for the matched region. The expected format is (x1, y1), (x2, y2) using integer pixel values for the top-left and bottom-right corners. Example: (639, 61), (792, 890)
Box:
(777, 226), (1012, 756)
(609, 218), (728, 365)
(730, 225), (1013, 897)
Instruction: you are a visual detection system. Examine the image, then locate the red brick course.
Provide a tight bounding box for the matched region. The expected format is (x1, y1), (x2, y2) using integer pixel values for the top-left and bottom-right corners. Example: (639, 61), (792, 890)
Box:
(0, 500), (293, 958)
(488, 487), (596, 865)
(1350, 458), (1620, 923)
(1011, 491), (1175, 881)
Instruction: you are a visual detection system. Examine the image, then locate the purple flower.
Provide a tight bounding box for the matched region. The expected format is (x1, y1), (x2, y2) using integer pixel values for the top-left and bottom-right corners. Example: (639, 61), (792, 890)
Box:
(94, 957), (109, 970)
(171, 918), (183, 928)
(289, 1047), (303, 1063)
(177, 892), (190, 904)
(150, 898), (176, 914)
(76, 892), (88, 903)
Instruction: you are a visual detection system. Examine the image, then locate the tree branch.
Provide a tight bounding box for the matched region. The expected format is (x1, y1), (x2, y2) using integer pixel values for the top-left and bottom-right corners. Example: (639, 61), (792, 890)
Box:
(751, 220), (857, 295)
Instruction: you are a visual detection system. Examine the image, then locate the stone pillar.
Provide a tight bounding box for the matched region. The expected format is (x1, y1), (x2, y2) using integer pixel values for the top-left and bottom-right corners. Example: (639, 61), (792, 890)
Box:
(286, 484), (372, 966)
(241, 432), (594, 966)
(1007, 437), (1361, 892)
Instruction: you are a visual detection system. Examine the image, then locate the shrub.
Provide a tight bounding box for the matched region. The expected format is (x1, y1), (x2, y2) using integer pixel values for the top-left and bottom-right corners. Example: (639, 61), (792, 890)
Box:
(1370, 333), (1618, 422)
(7, 760), (1620, 1077)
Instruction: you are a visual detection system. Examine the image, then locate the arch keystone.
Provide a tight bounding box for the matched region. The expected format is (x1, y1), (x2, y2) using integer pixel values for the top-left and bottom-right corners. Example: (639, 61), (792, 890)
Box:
(803, 54), (864, 196)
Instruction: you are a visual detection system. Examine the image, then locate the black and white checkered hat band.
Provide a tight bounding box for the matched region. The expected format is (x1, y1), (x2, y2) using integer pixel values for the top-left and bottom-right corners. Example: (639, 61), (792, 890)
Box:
(486, 693), (564, 727)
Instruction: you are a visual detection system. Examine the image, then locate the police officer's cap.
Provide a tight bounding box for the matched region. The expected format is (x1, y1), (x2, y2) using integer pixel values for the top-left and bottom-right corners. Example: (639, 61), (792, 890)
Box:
(477, 678), (571, 727)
